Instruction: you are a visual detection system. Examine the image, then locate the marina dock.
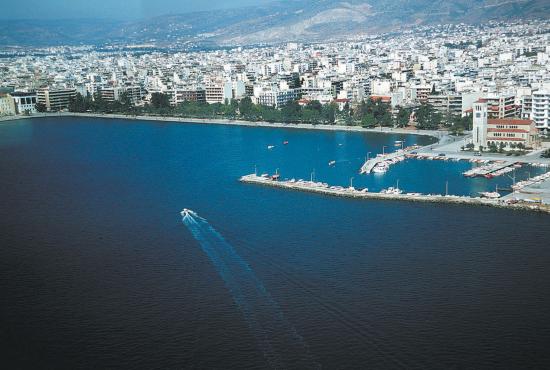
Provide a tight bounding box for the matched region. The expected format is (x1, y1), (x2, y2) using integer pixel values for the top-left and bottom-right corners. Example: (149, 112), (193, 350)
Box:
(360, 151), (406, 174)
(461, 160), (516, 178)
(239, 174), (550, 214)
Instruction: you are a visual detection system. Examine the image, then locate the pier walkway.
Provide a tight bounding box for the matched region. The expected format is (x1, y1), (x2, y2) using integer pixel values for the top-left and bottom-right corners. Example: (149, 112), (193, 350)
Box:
(360, 151), (405, 174)
(239, 174), (550, 214)
(501, 172), (550, 205)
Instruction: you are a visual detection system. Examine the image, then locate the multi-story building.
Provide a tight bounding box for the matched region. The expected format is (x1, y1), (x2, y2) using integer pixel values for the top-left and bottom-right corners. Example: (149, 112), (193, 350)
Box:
(125, 86), (143, 105)
(519, 95), (533, 120)
(478, 95), (517, 119)
(205, 83), (225, 104)
(0, 93), (16, 116)
(100, 86), (122, 102)
(254, 87), (299, 108)
(37, 87), (77, 111)
(100, 86), (143, 104)
(532, 90), (550, 130)
(428, 92), (482, 117)
(11, 91), (37, 114)
(173, 88), (206, 105)
(412, 85), (433, 104)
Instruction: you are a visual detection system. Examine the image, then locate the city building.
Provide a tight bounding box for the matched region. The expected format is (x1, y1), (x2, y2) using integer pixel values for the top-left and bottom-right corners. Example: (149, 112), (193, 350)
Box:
(486, 118), (540, 149)
(37, 87), (77, 111)
(0, 93), (16, 116)
(478, 95), (517, 119)
(532, 90), (550, 130)
(253, 87), (299, 108)
(172, 88), (206, 105)
(11, 91), (37, 114)
(473, 102), (539, 149)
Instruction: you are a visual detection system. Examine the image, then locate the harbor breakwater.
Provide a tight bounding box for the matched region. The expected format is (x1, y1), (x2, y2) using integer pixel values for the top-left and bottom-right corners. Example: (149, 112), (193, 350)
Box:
(240, 174), (550, 214)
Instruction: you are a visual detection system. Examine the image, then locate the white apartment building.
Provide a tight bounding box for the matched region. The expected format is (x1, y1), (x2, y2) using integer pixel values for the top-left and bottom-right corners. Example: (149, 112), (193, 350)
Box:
(253, 87), (299, 108)
(11, 91), (37, 114)
(532, 90), (550, 130)
(0, 93), (16, 116)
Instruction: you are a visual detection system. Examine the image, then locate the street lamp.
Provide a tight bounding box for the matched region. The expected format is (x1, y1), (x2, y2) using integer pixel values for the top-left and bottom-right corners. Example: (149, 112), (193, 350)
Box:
(382, 145), (387, 155)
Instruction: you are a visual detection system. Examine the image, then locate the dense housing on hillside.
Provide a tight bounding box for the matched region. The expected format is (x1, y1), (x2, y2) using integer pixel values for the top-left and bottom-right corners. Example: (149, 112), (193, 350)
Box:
(0, 19), (549, 140)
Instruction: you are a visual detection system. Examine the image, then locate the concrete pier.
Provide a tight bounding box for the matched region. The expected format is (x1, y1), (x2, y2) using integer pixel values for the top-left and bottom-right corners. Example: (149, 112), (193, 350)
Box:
(239, 174), (550, 214)
(360, 151), (405, 174)
(462, 160), (516, 177)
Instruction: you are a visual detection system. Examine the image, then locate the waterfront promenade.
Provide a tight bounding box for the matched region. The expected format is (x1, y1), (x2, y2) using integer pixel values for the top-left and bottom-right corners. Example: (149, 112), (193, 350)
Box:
(0, 112), (441, 137)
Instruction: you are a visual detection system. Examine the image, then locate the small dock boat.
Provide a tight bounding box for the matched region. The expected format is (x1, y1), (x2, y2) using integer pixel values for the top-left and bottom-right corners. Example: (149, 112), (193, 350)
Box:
(328, 160), (336, 166)
(479, 191), (501, 199)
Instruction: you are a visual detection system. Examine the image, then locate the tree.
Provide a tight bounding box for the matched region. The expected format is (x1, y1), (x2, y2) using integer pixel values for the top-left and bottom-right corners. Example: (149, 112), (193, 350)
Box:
(415, 103), (441, 130)
(68, 93), (91, 113)
(150, 93), (171, 109)
(91, 92), (108, 113)
(35, 102), (47, 112)
(395, 106), (411, 127)
(323, 103), (337, 124)
(379, 112), (393, 127)
(307, 100), (322, 112)
(292, 74), (302, 89)
(361, 112), (376, 127)
(238, 97), (254, 118)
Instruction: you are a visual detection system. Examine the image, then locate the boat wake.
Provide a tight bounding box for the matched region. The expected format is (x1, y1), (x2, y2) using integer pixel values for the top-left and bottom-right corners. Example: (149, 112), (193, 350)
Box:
(181, 210), (319, 369)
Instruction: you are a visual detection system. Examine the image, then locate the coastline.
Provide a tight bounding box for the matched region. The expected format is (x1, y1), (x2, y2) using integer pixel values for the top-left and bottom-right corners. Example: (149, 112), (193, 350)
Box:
(0, 112), (444, 139)
(3, 112), (548, 213)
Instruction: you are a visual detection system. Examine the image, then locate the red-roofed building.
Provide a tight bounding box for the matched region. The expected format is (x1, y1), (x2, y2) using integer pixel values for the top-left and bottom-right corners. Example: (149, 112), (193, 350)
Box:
(473, 101), (539, 149)
(334, 98), (351, 111)
(370, 95), (391, 103)
(297, 98), (311, 107)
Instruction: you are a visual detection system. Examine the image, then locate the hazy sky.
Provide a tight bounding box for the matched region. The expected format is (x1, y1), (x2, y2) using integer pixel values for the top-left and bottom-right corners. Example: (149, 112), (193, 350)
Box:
(1, 0), (275, 20)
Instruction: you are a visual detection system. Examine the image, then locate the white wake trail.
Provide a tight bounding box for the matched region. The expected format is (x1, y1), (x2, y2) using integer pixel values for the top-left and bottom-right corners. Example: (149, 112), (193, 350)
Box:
(182, 212), (320, 369)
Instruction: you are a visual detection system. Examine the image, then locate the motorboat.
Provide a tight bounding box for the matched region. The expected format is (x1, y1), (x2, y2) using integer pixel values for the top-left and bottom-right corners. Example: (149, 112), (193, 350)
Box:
(328, 160), (336, 166)
(181, 208), (196, 217)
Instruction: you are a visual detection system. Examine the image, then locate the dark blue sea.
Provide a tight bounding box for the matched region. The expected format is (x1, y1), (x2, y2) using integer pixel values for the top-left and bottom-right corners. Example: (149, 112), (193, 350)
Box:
(1, 117), (550, 369)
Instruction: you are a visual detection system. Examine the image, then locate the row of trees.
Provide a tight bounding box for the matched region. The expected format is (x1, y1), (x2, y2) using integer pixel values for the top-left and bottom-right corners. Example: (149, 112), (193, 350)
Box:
(486, 142), (527, 153)
(67, 92), (472, 131)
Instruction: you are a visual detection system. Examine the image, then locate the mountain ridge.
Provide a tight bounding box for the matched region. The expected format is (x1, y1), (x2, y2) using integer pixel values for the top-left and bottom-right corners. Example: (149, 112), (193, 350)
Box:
(1, 0), (548, 47)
